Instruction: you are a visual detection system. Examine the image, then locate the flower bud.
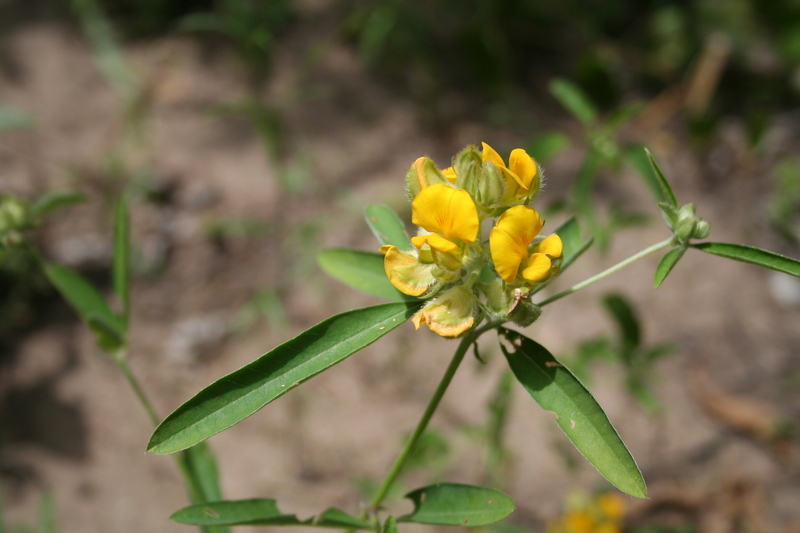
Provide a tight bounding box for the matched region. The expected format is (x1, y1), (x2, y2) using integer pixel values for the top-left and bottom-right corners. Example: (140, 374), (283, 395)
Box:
(405, 157), (448, 198)
(508, 298), (541, 327)
(693, 219), (710, 239)
(675, 218), (696, 243)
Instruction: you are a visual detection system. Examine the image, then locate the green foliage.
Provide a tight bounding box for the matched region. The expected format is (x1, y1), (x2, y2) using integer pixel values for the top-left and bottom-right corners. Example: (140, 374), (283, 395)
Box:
(317, 249), (414, 301)
(499, 328), (646, 498)
(148, 302), (422, 454)
(654, 247), (687, 288)
(171, 499), (372, 528)
(398, 484), (515, 526)
(692, 242), (800, 276)
(365, 204), (413, 251)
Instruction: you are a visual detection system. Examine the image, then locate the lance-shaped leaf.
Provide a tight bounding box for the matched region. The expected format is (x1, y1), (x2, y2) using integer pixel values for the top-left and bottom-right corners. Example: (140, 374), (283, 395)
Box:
(692, 242), (800, 277)
(499, 328), (646, 498)
(644, 148), (678, 209)
(653, 247), (687, 288)
(318, 248), (414, 302)
(398, 483), (515, 527)
(29, 191), (86, 218)
(624, 144), (667, 205)
(554, 217), (593, 273)
(148, 302), (421, 454)
(365, 204), (413, 251)
(549, 79), (597, 125)
(180, 442), (225, 502)
(171, 500), (372, 529)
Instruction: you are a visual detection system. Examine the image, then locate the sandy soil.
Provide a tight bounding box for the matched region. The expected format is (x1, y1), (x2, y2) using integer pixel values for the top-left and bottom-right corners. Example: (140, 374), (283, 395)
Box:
(1, 6), (800, 533)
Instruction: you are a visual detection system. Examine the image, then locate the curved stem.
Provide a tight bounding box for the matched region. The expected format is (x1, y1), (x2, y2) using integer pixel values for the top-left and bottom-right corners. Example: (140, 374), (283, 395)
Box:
(538, 237), (673, 307)
(365, 326), (482, 514)
(116, 356), (160, 427)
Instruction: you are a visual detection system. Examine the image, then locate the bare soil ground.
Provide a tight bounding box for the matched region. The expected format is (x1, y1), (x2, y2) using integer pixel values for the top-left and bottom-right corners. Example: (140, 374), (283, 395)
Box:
(2, 5), (800, 533)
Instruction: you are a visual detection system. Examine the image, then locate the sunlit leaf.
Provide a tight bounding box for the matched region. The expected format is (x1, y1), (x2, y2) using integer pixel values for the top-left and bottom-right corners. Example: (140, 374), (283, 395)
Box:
(644, 149), (678, 208)
(398, 483), (515, 526)
(499, 328), (646, 498)
(318, 248), (414, 301)
(365, 204), (412, 251)
(653, 247), (686, 288)
(113, 194), (130, 321)
(548, 79), (598, 125)
(29, 191), (86, 219)
(171, 499), (304, 527)
(148, 302), (422, 454)
(692, 242), (800, 277)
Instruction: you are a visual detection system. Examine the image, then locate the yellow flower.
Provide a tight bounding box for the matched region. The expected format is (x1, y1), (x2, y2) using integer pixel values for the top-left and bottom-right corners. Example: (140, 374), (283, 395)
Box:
(411, 286), (476, 337)
(411, 183), (479, 250)
(596, 494), (625, 522)
(481, 142), (540, 201)
(380, 245), (437, 296)
(489, 205), (562, 284)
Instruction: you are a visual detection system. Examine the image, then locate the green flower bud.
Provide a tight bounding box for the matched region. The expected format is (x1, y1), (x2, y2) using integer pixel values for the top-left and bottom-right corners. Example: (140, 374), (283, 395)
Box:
(405, 157), (448, 198)
(508, 298), (542, 328)
(693, 219), (710, 240)
(675, 218), (696, 244)
(677, 203), (697, 222)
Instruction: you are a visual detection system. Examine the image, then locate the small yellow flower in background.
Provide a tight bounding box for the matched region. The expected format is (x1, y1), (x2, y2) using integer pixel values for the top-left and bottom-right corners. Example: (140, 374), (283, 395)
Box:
(547, 492), (626, 533)
(382, 142), (563, 337)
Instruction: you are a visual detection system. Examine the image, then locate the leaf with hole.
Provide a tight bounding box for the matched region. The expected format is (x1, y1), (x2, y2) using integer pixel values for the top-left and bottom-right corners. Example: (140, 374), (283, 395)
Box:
(499, 328), (646, 498)
(398, 483), (515, 526)
(318, 248), (414, 301)
(148, 302), (422, 454)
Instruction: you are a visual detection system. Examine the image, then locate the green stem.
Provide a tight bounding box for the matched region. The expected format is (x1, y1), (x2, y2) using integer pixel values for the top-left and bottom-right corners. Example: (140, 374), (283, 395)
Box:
(365, 326), (482, 514)
(115, 355), (160, 427)
(538, 237), (673, 307)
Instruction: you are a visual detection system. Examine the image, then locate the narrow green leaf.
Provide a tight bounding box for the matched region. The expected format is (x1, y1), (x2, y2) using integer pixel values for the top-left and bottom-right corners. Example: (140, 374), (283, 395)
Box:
(653, 247), (686, 288)
(365, 204), (412, 251)
(29, 191), (86, 219)
(554, 217), (593, 273)
(623, 145), (666, 204)
(499, 329), (646, 498)
(170, 499), (304, 527)
(44, 263), (125, 337)
(382, 516), (399, 533)
(318, 248), (414, 301)
(548, 79), (598, 125)
(148, 302), (421, 454)
(602, 294), (641, 353)
(181, 442), (225, 502)
(526, 132), (570, 164)
(312, 508), (373, 529)
(113, 195), (131, 321)
(644, 148), (678, 208)
(692, 242), (800, 277)
(398, 483), (514, 527)
(87, 313), (125, 353)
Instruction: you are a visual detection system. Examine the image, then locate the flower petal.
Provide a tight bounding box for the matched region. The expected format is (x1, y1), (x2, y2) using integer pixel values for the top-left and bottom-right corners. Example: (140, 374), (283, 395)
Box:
(411, 233), (459, 254)
(521, 253), (551, 281)
(481, 142), (506, 168)
(412, 286), (476, 337)
(442, 166), (457, 184)
(508, 149), (537, 191)
(411, 183), (479, 243)
(382, 245), (436, 296)
(490, 205), (544, 282)
(536, 234), (563, 258)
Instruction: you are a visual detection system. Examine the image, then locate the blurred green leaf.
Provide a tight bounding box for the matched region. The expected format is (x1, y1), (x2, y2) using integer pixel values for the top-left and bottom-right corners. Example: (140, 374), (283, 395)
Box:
(398, 483), (515, 526)
(0, 106), (34, 133)
(382, 516), (398, 533)
(553, 217), (594, 273)
(526, 133), (570, 164)
(87, 313), (125, 353)
(645, 149), (678, 209)
(37, 491), (55, 533)
(653, 247), (686, 288)
(499, 328), (646, 498)
(312, 508), (372, 529)
(624, 145), (667, 205)
(44, 263), (125, 339)
(549, 79), (598, 125)
(29, 191), (86, 219)
(113, 195), (130, 321)
(602, 294), (641, 355)
(692, 242), (800, 276)
(171, 499), (304, 527)
(181, 442), (225, 502)
(318, 248), (414, 301)
(365, 204), (413, 251)
(148, 302), (422, 454)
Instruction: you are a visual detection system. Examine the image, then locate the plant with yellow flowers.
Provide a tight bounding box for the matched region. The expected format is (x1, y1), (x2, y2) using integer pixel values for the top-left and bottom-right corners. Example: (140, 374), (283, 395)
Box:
(140, 143), (800, 532)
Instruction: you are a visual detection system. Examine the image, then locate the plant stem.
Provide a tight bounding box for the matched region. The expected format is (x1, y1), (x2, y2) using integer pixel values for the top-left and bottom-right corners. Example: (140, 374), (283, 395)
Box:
(538, 237), (673, 307)
(365, 327), (481, 514)
(115, 355), (160, 427)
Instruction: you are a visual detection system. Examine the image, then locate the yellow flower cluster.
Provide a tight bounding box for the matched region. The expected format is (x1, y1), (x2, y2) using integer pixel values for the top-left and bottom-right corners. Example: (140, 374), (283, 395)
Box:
(547, 492), (626, 533)
(381, 143), (563, 337)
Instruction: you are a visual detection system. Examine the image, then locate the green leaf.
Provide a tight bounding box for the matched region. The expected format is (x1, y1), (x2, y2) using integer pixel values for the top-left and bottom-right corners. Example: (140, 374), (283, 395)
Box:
(653, 247), (686, 288)
(398, 483), (515, 527)
(87, 313), (125, 353)
(365, 204), (412, 251)
(170, 500), (373, 529)
(623, 145), (667, 205)
(382, 516), (399, 533)
(499, 329), (646, 498)
(554, 217), (593, 273)
(644, 148), (678, 208)
(44, 263), (126, 340)
(29, 191), (86, 219)
(548, 79), (598, 125)
(526, 132), (570, 164)
(692, 242), (800, 277)
(148, 302), (422, 454)
(181, 442), (225, 502)
(602, 294), (641, 354)
(318, 248), (414, 301)
(113, 194), (131, 321)
(170, 499), (304, 527)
